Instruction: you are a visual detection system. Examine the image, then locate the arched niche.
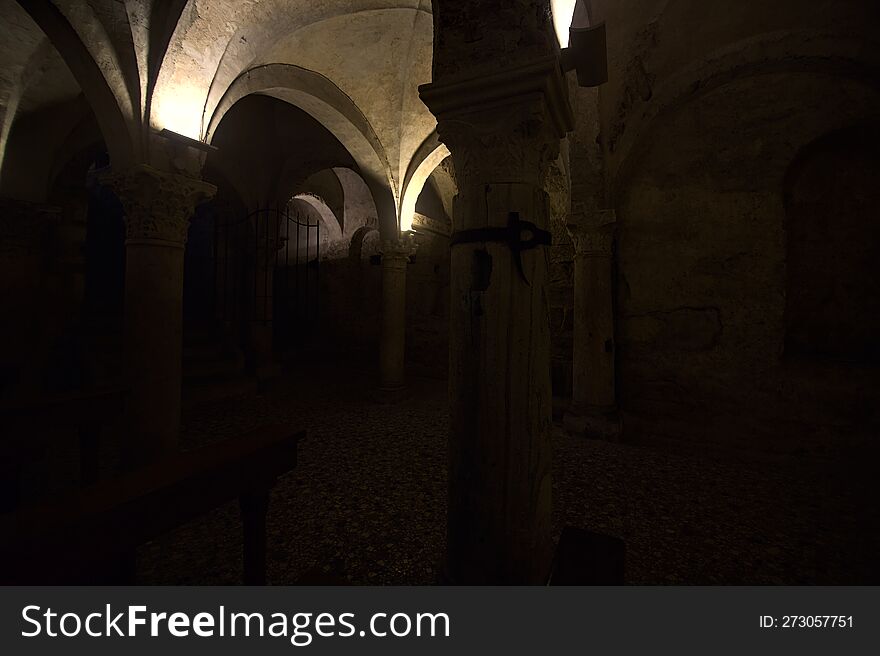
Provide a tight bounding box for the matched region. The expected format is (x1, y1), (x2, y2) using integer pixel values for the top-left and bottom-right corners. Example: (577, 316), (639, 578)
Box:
(783, 124), (880, 364)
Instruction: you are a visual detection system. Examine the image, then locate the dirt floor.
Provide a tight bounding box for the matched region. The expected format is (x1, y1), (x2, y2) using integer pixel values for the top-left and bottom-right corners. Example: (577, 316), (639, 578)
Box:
(137, 367), (880, 585)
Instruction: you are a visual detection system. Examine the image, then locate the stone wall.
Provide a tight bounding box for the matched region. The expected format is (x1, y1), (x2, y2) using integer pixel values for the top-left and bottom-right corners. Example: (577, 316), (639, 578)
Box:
(565, 0), (880, 453)
(315, 251), (383, 369)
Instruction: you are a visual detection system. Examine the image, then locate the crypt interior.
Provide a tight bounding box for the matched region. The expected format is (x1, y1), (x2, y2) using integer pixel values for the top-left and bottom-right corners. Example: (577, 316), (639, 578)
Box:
(0, 0), (878, 585)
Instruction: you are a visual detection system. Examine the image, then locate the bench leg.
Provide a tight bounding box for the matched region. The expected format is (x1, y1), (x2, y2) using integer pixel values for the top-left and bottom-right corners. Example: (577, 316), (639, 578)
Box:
(240, 489), (270, 585)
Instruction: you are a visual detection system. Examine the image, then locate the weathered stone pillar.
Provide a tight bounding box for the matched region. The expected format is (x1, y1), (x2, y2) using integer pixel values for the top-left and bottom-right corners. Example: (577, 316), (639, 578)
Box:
(378, 239), (411, 395)
(564, 210), (621, 439)
(108, 165), (215, 465)
(420, 57), (573, 583)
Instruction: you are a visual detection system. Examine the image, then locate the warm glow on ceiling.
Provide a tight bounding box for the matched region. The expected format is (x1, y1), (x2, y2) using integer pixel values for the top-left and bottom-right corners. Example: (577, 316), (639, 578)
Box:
(552, 0), (578, 48)
(151, 85), (205, 141)
(400, 144), (450, 233)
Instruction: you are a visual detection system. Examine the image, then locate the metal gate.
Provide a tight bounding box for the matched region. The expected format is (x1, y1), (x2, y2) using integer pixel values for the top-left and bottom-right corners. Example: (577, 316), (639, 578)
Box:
(269, 206), (321, 353)
(184, 201), (321, 353)
(209, 206), (320, 353)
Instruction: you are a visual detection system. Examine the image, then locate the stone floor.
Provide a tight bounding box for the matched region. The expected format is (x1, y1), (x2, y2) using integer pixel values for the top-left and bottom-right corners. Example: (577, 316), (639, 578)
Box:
(138, 366), (880, 585)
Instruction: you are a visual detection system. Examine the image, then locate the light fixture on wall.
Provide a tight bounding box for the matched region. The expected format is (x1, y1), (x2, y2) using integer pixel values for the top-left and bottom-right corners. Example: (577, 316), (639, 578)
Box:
(151, 86), (206, 141)
(153, 128), (219, 176)
(157, 128), (218, 154)
(553, 0), (608, 87)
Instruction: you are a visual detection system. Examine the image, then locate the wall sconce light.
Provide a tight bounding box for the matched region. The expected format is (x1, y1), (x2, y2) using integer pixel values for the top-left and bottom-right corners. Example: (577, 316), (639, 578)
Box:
(556, 0), (608, 87)
(157, 128), (218, 154)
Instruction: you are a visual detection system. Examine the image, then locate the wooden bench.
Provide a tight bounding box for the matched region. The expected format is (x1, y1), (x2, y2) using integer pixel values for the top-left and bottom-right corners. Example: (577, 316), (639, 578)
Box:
(0, 385), (129, 510)
(0, 424), (303, 585)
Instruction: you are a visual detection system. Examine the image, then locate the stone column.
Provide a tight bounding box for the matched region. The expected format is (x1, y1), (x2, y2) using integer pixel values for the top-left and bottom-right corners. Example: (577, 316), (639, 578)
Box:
(564, 210), (621, 439)
(378, 238), (412, 396)
(420, 56), (573, 583)
(107, 165), (215, 466)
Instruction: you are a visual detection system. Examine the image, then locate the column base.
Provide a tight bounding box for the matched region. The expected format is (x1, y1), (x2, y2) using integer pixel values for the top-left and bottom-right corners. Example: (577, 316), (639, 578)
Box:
(564, 407), (622, 441)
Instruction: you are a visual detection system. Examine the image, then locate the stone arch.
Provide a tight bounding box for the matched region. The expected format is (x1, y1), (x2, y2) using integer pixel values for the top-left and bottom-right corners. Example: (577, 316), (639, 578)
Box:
(205, 63), (398, 241)
(781, 123), (880, 363)
(348, 225), (381, 260)
(0, 37), (56, 178)
(399, 131), (450, 231)
(48, 105), (106, 197)
(334, 167), (379, 236)
(611, 30), (880, 200)
(15, 0), (136, 168)
(295, 169), (345, 234)
(291, 194), (343, 242)
(1, 94), (100, 202)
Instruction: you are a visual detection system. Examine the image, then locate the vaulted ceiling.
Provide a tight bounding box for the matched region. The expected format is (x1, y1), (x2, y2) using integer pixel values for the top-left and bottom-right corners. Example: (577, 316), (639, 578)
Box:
(0, 0), (443, 234)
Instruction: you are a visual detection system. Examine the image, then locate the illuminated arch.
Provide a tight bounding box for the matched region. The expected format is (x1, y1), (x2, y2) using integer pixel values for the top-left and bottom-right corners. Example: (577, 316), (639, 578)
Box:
(12, 0), (135, 168)
(399, 131), (450, 232)
(205, 63), (399, 240)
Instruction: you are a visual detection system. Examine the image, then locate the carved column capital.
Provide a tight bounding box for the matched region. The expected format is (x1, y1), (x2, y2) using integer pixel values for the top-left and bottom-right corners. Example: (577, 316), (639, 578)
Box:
(436, 111), (561, 191)
(381, 236), (416, 269)
(568, 209), (617, 257)
(420, 56), (573, 191)
(570, 225), (614, 257)
(104, 165), (216, 247)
